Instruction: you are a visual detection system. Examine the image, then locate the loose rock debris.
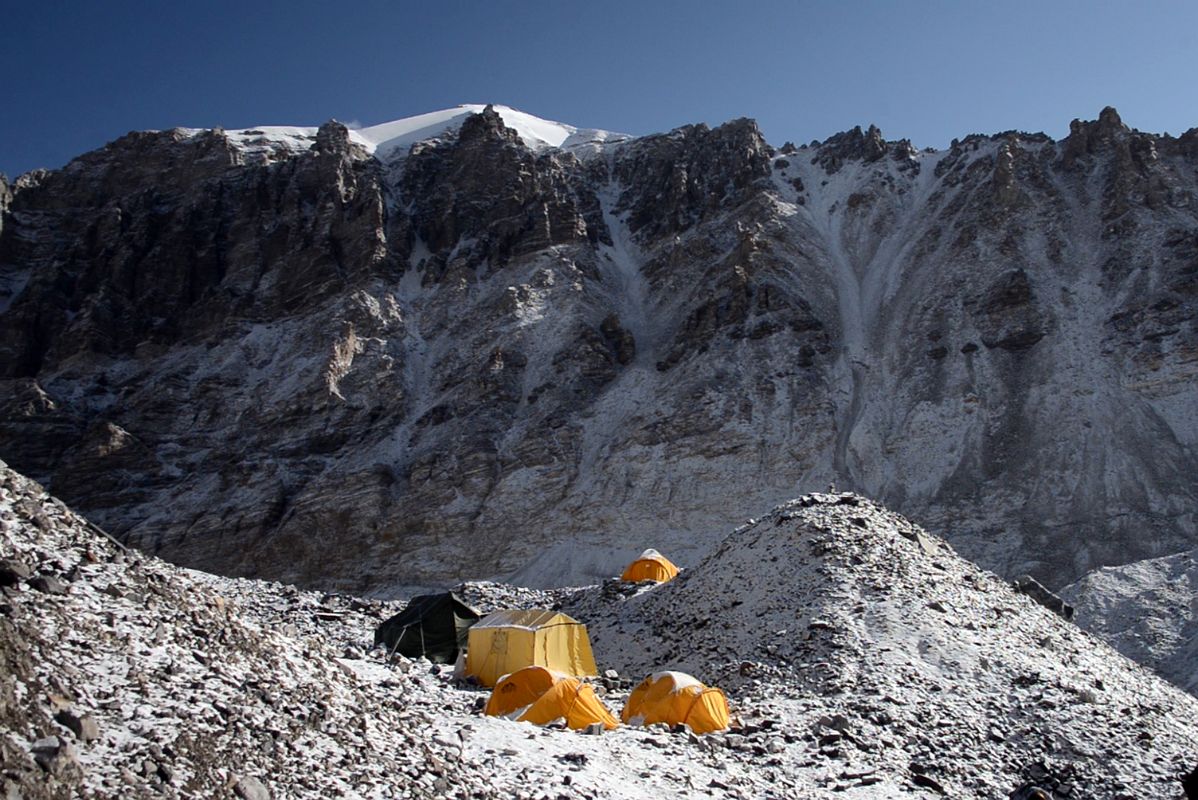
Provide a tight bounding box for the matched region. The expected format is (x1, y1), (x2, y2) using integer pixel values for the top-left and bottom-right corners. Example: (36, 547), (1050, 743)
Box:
(2, 465), (1197, 798)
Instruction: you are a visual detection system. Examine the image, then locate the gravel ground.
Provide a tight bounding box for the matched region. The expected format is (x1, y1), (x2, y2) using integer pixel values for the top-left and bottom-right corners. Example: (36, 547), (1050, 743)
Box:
(2, 464), (1196, 799)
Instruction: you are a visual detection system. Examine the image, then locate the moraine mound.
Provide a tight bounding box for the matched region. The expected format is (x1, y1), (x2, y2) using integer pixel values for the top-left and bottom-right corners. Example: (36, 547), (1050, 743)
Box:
(574, 493), (1198, 798)
(0, 460), (495, 798)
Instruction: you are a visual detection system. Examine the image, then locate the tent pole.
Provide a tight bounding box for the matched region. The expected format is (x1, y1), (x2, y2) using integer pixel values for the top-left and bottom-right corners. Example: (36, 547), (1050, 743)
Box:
(389, 626), (409, 662)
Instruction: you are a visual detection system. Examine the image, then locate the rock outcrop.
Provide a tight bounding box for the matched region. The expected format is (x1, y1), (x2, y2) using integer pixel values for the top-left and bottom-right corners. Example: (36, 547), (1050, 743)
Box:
(0, 105), (1196, 594)
(1012, 574), (1074, 620)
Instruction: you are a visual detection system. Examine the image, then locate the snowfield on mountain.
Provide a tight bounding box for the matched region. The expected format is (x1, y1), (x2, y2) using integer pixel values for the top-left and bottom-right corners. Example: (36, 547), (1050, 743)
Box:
(213, 104), (632, 164)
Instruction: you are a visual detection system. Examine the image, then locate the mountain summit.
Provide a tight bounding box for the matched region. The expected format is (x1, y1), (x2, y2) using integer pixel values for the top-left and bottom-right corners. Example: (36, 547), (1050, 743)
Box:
(213, 104), (632, 163)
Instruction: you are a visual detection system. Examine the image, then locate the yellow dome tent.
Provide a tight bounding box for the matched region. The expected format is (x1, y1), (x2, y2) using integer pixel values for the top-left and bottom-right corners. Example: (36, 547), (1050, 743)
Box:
(485, 666), (618, 730)
(620, 549), (680, 583)
(621, 671), (730, 734)
(465, 609), (599, 687)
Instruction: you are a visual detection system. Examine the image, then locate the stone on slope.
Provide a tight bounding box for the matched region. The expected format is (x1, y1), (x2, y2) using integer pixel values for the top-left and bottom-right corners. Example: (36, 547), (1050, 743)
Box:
(234, 775), (272, 800)
(1012, 574), (1074, 620)
(0, 558), (31, 587)
(53, 709), (100, 742)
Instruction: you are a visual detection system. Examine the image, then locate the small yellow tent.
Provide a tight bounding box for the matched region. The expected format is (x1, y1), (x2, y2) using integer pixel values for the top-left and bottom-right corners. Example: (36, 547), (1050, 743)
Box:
(621, 671), (730, 735)
(486, 666), (563, 717)
(465, 609), (599, 687)
(485, 666), (618, 730)
(522, 679), (619, 730)
(620, 549), (680, 583)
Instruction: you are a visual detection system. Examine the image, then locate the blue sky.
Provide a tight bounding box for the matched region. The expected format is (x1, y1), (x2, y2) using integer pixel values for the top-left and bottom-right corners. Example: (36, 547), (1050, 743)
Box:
(2, 0), (1196, 177)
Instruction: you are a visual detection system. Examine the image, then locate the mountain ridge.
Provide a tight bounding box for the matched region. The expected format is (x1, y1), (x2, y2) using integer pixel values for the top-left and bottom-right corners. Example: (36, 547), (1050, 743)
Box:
(0, 104), (1195, 600)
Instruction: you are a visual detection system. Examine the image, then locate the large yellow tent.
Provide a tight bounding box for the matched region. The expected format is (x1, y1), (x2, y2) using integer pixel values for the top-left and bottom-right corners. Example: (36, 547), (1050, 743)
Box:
(621, 671), (730, 735)
(485, 666), (618, 730)
(465, 609), (599, 687)
(620, 549), (680, 583)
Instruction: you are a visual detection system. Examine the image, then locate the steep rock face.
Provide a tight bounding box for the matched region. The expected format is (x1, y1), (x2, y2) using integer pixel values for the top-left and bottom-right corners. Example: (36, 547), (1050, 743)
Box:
(1, 121), (387, 375)
(611, 118), (773, 240)
(778, 113), (1198, 584)
(0, 106), (1196, 592)
(396, 105), (601, 279)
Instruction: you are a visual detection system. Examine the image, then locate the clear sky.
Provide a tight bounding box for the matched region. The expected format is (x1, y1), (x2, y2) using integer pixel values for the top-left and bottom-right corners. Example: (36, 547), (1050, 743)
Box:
(2, 0), (1196, 177)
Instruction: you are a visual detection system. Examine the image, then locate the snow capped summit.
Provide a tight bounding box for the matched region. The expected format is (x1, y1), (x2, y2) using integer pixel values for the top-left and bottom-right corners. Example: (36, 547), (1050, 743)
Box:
(220, 104), (632, 162)
(357, 104), (630, 158)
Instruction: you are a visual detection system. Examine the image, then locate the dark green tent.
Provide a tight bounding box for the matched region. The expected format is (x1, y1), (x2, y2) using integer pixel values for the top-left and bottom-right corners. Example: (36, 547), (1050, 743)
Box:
(374, 592), (481, 663)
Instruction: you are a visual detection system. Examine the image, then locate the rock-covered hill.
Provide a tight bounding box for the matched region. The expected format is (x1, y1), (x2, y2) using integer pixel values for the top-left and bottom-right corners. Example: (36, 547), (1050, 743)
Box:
(1063, 546), (1198, 695)
(1, 104), (1196, 593)
(569, 491), (1198, 798)
(4, 461), (1197, 798)
(0, 460), (478, 798)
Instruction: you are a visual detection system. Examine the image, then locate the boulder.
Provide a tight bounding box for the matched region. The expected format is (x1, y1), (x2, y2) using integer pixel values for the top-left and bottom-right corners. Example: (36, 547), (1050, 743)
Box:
(0, 559), (31, 587)
(234, 775), (271, 800)
(28, 575), (67, 595)
(1013, 575), (1074, 621)
(54, 709), (100, 742)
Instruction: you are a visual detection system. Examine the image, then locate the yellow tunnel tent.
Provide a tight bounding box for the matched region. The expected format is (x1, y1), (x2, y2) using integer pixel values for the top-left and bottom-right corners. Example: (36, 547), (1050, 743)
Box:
(621, 671), (730, 735)
(620, 549), (680, 583)
(485, 666), (618, 730)
(465, 609), (599, 687)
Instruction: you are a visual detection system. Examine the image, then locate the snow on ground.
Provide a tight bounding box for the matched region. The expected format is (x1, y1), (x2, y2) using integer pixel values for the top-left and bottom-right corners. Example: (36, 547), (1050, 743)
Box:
(0, 463), (886, 799)
(3, 463), (1197, 799)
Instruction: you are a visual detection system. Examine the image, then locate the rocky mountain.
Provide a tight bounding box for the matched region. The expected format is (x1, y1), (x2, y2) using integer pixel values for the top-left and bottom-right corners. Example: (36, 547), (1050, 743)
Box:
(4, 461), (1197, 798)
(0, 104), (1196, 594)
